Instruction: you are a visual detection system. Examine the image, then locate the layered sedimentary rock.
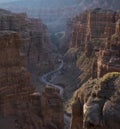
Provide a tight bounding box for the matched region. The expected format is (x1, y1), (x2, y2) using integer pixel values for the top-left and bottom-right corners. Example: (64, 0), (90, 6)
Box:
(0, 31), (64, 129)
(70, 72), (120, 129)
(97, 18), (120, 78)
(21, 86), (64, 129)
(53, 9), (120, 102)
(60, 18), (74, 53)
(0, 31), (33, 118)
(63, 8), (120, 126)
(66, 8), (120, 79)
(0, 31), (32, 115)
(0, 9), (54, 74)
(70, 8), (116, 50)
(32, 86), (64, 129)
(67, 8), (120, 129)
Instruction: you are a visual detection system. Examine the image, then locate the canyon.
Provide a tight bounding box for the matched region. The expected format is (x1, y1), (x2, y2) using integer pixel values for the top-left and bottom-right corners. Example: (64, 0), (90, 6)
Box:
(0, 1), (120, 129)
(1, 0), (120, 30)
(58, 8), (120, 92)
(0, 9), (63, 129)
(0, 9), (55, 91)
(1, 0), (120, 49)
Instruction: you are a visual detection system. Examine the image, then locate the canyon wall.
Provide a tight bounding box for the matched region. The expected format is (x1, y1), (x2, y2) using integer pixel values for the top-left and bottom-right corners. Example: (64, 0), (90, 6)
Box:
(70, 72), (120, 129)
(52, 8), (120, 101)
(66, 8), (120, 80)
(97, 18), (120, 78)
(70, 8), (116, 49)
(0, 9), (54, 74)
(0, 31), (32, 117)
(0, 31), (64, 129)
(66, 8), (120, 129)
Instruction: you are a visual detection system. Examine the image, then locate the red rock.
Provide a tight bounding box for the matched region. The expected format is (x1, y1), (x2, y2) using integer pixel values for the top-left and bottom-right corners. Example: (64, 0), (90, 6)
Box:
(0, 9), (54, 74)
(66, 8), (120, 79)
(0, 31), (64, 129)
(70, 73), (120, 129)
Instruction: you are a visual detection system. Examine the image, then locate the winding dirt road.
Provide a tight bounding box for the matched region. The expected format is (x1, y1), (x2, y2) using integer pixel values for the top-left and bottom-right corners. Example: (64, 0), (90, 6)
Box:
(39, 60), (71, 126)
(40, 60), (64, 96)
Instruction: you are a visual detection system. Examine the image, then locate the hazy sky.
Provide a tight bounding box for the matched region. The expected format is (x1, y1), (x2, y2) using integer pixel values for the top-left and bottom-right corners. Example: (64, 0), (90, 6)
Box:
(0, 0), (18, 3)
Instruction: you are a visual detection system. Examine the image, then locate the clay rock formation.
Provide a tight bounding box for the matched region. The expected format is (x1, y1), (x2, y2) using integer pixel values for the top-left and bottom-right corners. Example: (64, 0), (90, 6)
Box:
(0, 9), (54, 74)
(70, 72), (120, 129)
(63, 9), (116, 89)
(32, 86), (64, 129)
(0, 31), (64, 129)
(96, 15), (120, 78)
(23, 86), (64, 129)
(64, 8), (120, 121)
(0, 31), (33, 117)
(65, 8), (120, 80)
(55, 8), (120, 102)
(70, 8), (116, 51)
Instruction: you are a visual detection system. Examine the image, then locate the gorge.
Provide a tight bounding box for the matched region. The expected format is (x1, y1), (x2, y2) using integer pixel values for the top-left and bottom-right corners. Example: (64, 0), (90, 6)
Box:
(0, 1), (120, 129)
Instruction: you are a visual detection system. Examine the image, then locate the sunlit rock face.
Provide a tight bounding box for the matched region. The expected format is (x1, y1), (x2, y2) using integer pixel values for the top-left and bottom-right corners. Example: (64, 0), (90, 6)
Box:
(70, 8), (116, 50)
(60, 9), (120, 102)
(83, 103), (102, 125)
(65, 8), (120, 80)
(97, 16), (120, 78)
(70, 72), (120, 129)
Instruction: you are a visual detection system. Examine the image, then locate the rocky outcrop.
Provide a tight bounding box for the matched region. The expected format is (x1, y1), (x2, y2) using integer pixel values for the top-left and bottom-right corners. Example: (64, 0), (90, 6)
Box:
(63, 9), (115, 93)
(0, 9), (54, 74)
(97, 17), (120, 78)
(20, 86), (64, 129)
(0, 31), (33, 118)
(54, 8), (120, 102)
(70, 8), (117, 51)
(70, 72), (120, 129)
(34, 86), (64, 129)
(60, 18), (74, 53)
(0, 31), (64, 129)
(64, 8), (120, 119)
(65, 8), (120, 80)
(67, 10), (120, 127)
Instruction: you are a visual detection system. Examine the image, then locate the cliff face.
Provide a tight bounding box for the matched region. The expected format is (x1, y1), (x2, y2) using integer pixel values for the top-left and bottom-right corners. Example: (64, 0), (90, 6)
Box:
(70, 72), (120, 129)
(20, 86), (64, 129)
(52, 8), (120, 102)
(0, 31), (33, 122)
(66, 8), (120, 80)
(64, 8), (120, 126)
(97, 18), (120, 78)
(70, 9), (116, 49)
(0, 31), (64, 129)
(0, 9), (54, 74)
